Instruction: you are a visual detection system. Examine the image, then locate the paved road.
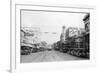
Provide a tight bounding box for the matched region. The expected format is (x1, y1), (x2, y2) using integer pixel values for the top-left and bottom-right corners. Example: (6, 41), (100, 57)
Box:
(21, 50), (86, 63)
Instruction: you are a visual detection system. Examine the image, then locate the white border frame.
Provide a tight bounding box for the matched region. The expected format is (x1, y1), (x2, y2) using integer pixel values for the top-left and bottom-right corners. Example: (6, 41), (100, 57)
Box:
(11, 1), (96, 73)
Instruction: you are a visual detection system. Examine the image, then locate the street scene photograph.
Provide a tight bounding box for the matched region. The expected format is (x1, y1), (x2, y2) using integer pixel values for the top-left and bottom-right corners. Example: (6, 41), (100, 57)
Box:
(20, 10), (90, 63)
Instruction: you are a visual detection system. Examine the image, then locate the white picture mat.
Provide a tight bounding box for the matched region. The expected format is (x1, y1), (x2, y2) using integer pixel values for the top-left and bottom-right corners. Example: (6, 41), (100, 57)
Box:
(11, 3), (96, 73)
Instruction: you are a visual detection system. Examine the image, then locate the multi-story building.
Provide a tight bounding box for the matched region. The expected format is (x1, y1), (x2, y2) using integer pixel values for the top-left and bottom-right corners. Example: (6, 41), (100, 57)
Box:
(21, 29), (26, 45)
(21, 27), (41, 46)
(65, 27), (85, 48)
(83, 13), (90, 33)
(83, 13), (90, 49)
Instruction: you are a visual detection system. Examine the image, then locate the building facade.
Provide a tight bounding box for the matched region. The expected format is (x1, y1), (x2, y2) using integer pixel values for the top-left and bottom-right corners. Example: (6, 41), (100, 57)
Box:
(83, 13), (90, 50)
(83, 13), (90, 33)
(21, 27), (41, 47)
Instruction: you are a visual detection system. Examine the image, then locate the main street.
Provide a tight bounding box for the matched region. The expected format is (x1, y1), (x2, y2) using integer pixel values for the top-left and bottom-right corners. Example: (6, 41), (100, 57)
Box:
(21, 50), (87, 63)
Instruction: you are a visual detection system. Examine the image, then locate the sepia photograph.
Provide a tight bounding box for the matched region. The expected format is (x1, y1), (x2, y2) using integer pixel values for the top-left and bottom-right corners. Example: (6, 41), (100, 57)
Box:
(20, 9), (90, 63)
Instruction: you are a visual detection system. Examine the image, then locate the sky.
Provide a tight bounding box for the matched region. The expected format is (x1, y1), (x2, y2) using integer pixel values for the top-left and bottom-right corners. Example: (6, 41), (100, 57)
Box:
(21, 10), (87, 44)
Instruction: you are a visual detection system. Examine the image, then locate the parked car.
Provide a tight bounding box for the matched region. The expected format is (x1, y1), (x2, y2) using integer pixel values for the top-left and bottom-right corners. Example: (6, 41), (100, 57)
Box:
(37, 47), (45, 52)
(21, 46), (32, 55)
(47, 48), (52, 51)
(31, 47), (38, 53)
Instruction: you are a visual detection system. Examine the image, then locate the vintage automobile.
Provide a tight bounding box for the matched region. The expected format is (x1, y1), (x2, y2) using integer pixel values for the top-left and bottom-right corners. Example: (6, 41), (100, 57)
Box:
(66, 47), (89, 58)
(37, 47), (45, 52)
(31, 47), (37, 53)
(21, 46), (32, 55)
(31, 44), (38, 53)
(54, 35), (89, 58)
(45, 47), (52, 51)
(65, 37), (89, 58)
